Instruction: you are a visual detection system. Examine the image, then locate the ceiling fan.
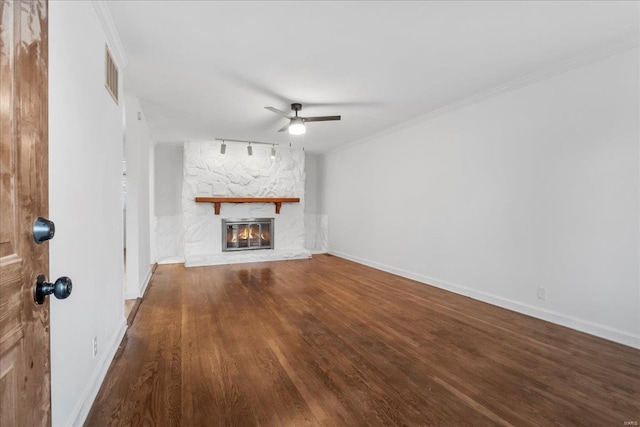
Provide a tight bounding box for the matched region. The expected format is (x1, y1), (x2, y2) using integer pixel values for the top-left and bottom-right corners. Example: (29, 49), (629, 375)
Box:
(264, 103), (341, 135)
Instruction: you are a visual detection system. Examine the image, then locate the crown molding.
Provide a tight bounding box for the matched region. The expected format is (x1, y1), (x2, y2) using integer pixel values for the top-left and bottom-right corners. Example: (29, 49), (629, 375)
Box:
(92, 1), (128, 69)
(327, 32), (639, 156)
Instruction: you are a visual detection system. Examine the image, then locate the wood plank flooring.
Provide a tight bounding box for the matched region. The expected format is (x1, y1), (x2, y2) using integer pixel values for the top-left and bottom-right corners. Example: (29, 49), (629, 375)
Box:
(85, 255), (640, 426)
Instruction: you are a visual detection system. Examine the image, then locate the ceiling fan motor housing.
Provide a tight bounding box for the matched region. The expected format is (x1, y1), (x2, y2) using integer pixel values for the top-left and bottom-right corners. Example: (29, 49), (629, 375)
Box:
(265, 102), (340, 133)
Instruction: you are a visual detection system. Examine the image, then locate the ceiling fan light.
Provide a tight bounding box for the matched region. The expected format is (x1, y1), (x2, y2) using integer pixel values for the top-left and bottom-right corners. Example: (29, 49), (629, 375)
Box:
(288, 118), (306, 135)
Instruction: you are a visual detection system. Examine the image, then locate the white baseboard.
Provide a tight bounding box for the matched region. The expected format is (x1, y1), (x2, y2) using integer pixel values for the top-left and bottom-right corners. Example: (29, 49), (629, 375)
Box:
(329, 250), (640, 350)
(67, 320), (128, 426)
(157, 256), (185, 265)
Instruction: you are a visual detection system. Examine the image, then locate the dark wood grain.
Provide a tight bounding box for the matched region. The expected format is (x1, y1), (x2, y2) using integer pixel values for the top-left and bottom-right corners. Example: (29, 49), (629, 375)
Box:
(86, 255), (640, 426)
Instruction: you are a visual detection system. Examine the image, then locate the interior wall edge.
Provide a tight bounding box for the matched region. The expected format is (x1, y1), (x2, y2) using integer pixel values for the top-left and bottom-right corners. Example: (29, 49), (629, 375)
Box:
(138, 267), (152, 299)
(328, 250), (640, 350)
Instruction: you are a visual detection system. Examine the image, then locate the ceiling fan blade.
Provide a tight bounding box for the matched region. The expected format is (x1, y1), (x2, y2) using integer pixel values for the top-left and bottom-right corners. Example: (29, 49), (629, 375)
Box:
(302, 115), (341, 122)
(277, 122), (290, 132)
(265, 106), (292, 118)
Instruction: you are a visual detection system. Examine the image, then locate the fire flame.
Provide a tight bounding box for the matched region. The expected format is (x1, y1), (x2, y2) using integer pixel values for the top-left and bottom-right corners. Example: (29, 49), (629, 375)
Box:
(229, 226), (269, 243)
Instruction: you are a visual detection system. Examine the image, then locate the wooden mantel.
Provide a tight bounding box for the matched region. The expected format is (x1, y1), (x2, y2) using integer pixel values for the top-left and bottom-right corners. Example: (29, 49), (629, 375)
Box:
(195, 197), (300, 215)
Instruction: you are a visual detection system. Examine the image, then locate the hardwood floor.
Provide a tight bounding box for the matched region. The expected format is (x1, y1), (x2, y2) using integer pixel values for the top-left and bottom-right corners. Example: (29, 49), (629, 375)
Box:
(86, 255), (640, 426)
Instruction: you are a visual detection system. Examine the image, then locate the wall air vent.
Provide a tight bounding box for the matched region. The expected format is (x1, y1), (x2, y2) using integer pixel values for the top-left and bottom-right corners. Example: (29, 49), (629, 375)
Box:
(104, 45), (119, 104)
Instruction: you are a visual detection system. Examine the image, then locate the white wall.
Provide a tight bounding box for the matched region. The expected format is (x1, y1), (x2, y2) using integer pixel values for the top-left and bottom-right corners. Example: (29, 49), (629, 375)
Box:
(155, 144), (184, 215)
(49, 2), (127, 426)
(148, 143), (155, 263)
(124, 96), (152, 298)
(304, 153), (328, 253)
(323, 47), (640, 348)
(154, 143), (184, 263)
(305, 153), (319, 214)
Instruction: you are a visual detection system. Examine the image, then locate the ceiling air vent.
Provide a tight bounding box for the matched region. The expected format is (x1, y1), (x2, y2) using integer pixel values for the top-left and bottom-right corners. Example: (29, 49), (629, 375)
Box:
(104, 45), (118, 104)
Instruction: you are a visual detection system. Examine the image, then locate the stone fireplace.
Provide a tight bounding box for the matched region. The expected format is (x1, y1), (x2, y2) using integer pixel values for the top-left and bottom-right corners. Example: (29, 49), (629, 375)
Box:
(222, 218), (274, 252)
(182, 141), (312, 267)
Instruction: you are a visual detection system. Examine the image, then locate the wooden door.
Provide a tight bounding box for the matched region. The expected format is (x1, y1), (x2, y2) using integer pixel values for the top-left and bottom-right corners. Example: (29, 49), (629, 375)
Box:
(0, 0), (51, 425)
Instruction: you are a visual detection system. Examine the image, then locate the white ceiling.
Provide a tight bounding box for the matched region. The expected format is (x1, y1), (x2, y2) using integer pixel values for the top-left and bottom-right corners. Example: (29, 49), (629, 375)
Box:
(107, 1), (639, 153)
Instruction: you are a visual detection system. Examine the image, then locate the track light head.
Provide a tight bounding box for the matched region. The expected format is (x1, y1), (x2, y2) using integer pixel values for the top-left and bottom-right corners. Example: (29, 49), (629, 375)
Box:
(220, 141), (226, 154)
(270, 146), (276, 159)
(247, 144), (253, 156)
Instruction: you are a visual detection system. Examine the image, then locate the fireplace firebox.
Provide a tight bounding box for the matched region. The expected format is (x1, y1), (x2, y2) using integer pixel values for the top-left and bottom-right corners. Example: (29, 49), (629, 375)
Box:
(222, 218), (274, 252)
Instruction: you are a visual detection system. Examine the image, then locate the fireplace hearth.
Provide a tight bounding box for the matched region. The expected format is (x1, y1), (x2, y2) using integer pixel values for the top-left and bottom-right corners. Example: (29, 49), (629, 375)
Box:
(222, 218), (274, 252)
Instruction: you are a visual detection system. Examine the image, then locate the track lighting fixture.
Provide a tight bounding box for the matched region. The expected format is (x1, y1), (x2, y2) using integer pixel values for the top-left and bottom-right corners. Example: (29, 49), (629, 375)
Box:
(214, 138), (280, 158)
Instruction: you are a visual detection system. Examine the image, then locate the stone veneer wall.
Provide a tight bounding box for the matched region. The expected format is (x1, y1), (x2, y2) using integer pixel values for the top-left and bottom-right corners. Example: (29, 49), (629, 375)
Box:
(182, 141), (311, 266)
(155, 215), (184, 263)
(305, 214), (328, 253)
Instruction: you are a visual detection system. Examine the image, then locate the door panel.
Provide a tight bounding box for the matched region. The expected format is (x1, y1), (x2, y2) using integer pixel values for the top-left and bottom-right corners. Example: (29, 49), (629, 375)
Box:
(0, 0), (50, 425)
(0, 346), (19, 427)
(0, 0), (16, 258)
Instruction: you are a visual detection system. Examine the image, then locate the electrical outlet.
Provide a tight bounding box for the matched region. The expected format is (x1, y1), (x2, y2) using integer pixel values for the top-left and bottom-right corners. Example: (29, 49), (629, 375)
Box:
(93, 336), (98, 358)
(537, 287), (547, 301)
